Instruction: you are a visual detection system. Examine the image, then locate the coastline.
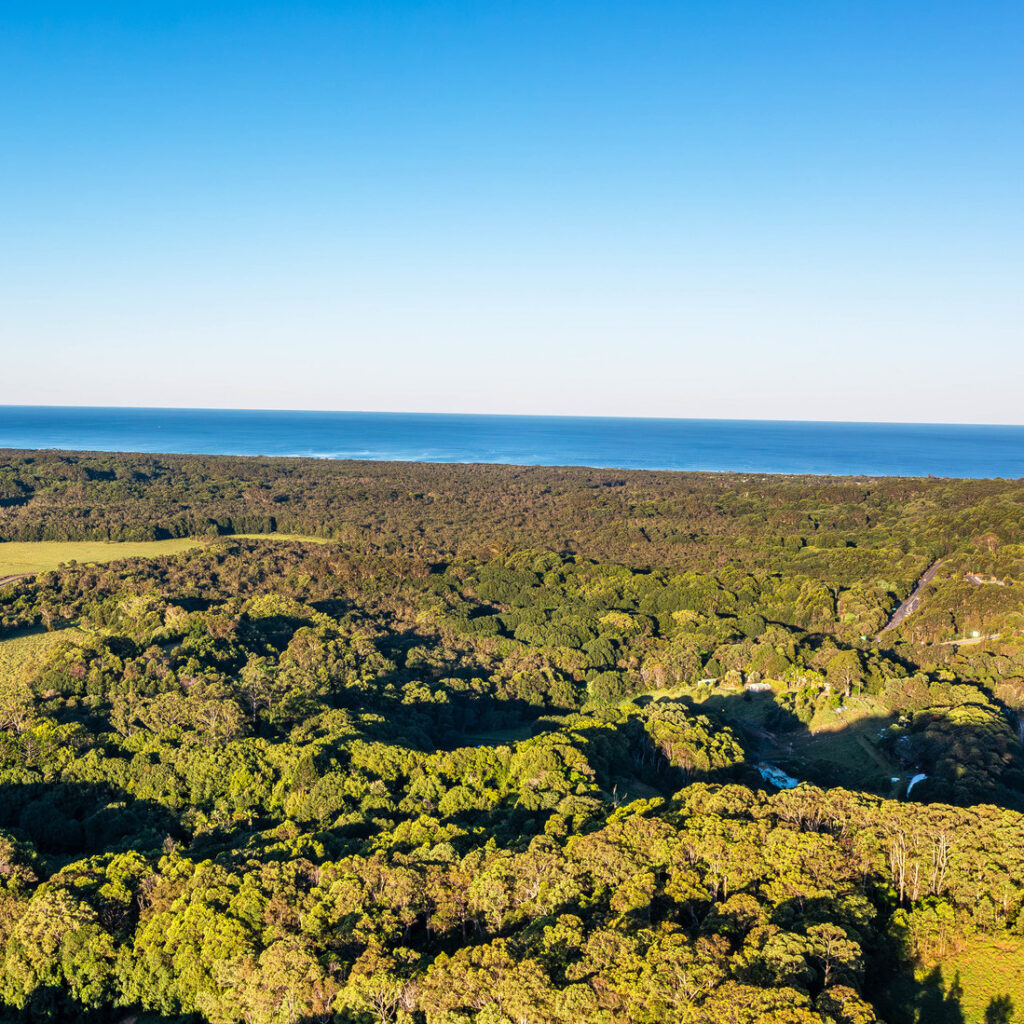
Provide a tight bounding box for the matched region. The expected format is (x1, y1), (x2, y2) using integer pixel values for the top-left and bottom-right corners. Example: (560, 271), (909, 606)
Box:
(3, 406), (1024, 478)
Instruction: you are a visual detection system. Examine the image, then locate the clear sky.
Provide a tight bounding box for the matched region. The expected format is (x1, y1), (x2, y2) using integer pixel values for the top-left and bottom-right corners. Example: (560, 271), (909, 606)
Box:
(2, 1), (1021, 422)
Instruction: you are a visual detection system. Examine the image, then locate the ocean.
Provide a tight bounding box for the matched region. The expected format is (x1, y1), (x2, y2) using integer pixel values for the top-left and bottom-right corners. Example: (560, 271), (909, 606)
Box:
(0, 405), (1022, 478)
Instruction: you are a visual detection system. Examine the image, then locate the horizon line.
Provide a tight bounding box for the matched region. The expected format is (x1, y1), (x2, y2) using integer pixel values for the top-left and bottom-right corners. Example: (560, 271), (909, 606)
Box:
(1, 403), (1022, 431)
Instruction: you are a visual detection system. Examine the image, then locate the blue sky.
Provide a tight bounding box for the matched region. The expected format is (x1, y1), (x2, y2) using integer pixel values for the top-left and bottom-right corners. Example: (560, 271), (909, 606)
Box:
(2, 1), (1021, 421)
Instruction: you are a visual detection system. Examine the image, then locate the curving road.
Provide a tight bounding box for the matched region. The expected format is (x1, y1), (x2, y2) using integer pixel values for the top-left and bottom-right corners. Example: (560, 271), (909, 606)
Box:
(0, 573), (34, 589)
(875, 559), (942, 640)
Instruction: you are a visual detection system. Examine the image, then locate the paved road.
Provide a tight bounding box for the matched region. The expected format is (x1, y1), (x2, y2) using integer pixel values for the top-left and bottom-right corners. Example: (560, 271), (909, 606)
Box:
(876, 559), (942, 639)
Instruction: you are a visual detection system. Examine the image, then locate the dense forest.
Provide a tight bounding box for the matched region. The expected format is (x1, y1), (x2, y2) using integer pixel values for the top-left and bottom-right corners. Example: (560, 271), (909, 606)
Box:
(1, 451), (1024, 1022)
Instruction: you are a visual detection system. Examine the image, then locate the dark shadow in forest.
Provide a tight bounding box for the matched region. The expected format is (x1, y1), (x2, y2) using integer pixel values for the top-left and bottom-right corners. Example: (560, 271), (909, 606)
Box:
(0, 780), (180, 863)
(913, 967), (967, 1024)
(309, 597), (354, 619)
(985, 994), (1016, 1024)
(1, 988), (337, 1024)
(876, 965), (968, 1024)
(1, 987), (202, 1023)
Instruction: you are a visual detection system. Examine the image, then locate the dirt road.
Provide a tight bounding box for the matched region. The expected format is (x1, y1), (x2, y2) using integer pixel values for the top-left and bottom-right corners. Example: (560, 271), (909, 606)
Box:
(938, 632), (1002, 647)
(0, 573), (34, 588)
(875, 559), (942, 640)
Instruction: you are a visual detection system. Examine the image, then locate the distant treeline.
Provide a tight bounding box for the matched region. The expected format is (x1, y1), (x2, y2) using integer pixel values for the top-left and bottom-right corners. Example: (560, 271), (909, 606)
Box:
(3, 449), (1024, 570)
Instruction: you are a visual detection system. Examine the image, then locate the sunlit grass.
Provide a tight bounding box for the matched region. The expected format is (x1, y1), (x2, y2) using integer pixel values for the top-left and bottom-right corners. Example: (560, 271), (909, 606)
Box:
(0, 533), (334, 581)
(0, 538), (203, 578)
(0, 627), (82, 685)
(937, 935), (1024, 1023)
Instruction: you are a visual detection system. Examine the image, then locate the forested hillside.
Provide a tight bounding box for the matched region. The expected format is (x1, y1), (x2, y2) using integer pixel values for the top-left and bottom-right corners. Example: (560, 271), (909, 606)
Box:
(1, 453), (1023, 1022)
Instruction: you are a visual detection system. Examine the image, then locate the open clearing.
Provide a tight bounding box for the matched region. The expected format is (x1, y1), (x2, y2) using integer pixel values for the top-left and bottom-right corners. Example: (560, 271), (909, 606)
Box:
(901, 935), (1024, 1023)
(0, 533), (332, 581)
(941, 935), (1024, 1023)
(0, 627), (84, 684)
(0, 538), (203, 579)
(881, 935), (1024, 1023)
(652, 683), (898, 794)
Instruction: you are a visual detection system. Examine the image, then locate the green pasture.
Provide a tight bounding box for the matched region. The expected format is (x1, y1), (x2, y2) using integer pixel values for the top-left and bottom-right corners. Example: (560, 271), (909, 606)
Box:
(886, 935), (1024, 1023)
(942, 936), (1024, 1023)
(0, 627), (82, 686)
(0, 538), (202, 578)
(0, 533), (331, 580)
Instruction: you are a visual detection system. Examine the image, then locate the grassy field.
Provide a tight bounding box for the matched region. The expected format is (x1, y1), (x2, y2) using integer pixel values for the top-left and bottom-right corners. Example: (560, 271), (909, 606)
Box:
(0, 533), (335, 580)
(884, 935), (1024, 1023)
(0, 538), (203, 578)
(0, 627), (83, 685)
(940, 935), (1024, 1023)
